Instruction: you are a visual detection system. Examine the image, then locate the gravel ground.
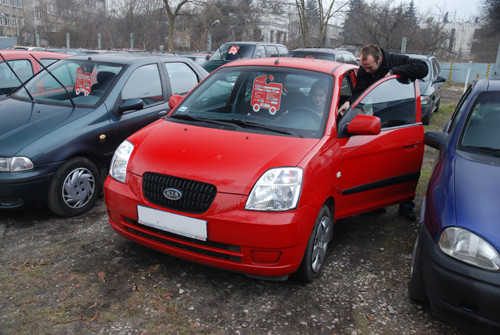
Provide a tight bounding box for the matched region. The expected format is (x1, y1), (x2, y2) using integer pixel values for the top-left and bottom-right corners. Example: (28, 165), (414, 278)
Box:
(0, 85), (469, 335)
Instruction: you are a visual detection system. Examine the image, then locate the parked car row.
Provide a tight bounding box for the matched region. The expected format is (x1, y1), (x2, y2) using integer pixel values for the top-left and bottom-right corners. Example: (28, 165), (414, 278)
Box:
(3, 43), (488, 334)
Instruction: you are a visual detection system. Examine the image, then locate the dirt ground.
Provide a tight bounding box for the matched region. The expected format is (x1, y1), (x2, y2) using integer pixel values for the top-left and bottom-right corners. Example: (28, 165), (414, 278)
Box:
(0, 85), (469, 335)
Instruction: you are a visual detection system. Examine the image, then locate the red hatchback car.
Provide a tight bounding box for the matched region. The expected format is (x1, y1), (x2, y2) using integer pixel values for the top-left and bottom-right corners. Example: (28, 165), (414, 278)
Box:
(0, 50), (69, 96)
(104, 57), (425, 282)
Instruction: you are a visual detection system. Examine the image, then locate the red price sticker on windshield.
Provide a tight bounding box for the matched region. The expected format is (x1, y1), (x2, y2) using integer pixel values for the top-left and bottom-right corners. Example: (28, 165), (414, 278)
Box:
(228, 45), (240, 55)
(251, 75), (282, 115)
(75, 67), (92, 96)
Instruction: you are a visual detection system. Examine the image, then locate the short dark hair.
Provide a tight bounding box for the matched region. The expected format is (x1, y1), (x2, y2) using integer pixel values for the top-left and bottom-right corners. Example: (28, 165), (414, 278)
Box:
(360, 44), (382, 61)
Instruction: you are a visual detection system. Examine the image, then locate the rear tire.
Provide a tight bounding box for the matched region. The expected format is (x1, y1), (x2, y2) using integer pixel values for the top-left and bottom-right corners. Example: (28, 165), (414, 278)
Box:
(47, 157), (101, 217)
(408, 229), (429, 303)
(294, 204), (334, 283)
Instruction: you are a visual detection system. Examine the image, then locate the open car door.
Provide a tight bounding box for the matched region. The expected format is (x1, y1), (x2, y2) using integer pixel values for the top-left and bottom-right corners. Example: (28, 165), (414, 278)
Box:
(335, 76), (425, 219)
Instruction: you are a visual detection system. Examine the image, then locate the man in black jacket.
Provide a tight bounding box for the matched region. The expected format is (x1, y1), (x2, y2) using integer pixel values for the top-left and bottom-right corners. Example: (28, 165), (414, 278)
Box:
(338, 44), (428, 222)
(338, 44), (428, 116)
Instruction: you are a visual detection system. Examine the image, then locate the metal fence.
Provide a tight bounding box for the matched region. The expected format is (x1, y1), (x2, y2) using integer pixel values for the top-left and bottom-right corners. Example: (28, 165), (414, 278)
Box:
(440, 62), (497, 84)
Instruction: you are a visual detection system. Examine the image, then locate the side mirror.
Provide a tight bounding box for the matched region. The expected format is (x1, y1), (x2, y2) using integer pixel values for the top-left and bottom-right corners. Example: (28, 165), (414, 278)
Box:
(424, 131), (447, 150)
(206, 55), (210, 60)
(344, 114), (381, 136)
(169, 94), (183, 109)
(117, 98), (144, 115)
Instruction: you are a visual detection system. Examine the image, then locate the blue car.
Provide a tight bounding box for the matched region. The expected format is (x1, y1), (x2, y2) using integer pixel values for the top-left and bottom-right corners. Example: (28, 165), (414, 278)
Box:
(0, 53), (207, 217)
(409, 78), (500, 334)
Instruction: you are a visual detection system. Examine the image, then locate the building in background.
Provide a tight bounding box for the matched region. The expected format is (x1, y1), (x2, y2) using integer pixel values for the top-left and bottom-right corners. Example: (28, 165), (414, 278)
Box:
(0, 0), (24, 44)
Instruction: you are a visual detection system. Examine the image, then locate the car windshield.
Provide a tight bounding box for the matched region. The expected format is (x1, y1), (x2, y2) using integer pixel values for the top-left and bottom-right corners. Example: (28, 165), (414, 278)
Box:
(209, 44), (256, 61)
(460, 91), (500, 156)
(170, 67), (333, 138)
(11, 59), (124, 107)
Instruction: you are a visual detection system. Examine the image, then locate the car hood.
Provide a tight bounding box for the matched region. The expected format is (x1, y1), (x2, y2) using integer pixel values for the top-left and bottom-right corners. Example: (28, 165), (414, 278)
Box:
(454, 154), (500, 248)
(128, 120), (320, 195)
(0, 98), (81, 156)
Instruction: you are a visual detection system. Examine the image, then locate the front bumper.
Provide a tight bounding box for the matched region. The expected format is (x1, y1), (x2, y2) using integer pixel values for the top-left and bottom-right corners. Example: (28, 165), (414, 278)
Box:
(0, 164), (58, 208)
(104, 174), (319, 279)
(420, 224), (500, 334)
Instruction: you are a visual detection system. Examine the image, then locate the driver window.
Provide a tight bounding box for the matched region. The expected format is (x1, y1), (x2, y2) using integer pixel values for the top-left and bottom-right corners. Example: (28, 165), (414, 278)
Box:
(122, 64), (163, 105)
(255, 46), (266, 58)
(354, 78), (416, 128)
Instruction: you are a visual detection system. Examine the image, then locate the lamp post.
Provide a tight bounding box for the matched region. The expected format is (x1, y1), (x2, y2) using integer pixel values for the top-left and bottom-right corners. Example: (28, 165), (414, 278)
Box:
(207, 19), (220, 52)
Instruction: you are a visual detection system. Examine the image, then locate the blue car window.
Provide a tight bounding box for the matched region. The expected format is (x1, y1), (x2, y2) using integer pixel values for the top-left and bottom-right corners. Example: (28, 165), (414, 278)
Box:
(461, 91), (500, 151)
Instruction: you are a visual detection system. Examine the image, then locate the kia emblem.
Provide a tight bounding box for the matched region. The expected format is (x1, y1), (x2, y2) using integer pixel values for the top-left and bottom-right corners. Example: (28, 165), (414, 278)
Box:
(163, 188), (183, 201)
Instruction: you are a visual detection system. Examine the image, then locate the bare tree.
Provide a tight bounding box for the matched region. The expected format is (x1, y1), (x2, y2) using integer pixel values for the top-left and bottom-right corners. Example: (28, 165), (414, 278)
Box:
(163, 0), (192, 51)
(294, 0), (346, 47)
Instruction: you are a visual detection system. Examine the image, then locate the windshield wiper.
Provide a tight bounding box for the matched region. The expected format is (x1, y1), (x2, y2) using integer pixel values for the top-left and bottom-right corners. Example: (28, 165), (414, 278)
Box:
(478, 146), (500, 157)
(30, 53), (76, 108)
(215, 118), (297, 136)
(0, 53), (36, 102)
(170, 114), (297, 135)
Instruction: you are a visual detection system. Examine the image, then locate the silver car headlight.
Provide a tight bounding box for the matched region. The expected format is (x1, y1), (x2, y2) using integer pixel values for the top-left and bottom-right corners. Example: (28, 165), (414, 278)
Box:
(245, 167), (303, 211)
(439, 227), (500, 271)
(0, 157), (34, 172)
(420, 96), (431, 105)
(110, 140), (134, 183)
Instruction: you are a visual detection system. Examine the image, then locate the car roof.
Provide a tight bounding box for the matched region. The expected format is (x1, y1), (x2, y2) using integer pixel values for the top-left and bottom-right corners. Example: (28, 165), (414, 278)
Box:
(476, 77), (500, 91)
(65, 52), (194, 65)
(220, 41), (286, 47)
(0, 50), (69, 60)
(289, 47), (352, 54)
(221, 57), (358, 74)
(406, 54), (434, 61)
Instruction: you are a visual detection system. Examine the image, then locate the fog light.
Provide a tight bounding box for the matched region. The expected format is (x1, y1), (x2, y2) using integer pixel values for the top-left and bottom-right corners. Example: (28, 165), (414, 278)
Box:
(251, 250), (281, 264)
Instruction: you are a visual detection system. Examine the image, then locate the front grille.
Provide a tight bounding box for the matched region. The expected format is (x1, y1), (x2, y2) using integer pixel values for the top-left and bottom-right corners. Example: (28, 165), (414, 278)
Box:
(143, 172), (217, 214)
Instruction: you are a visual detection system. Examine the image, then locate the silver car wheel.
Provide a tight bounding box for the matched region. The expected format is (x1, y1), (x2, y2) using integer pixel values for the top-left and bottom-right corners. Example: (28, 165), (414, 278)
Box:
(62, 167), (95, 209)
(311, 214), (333, 273)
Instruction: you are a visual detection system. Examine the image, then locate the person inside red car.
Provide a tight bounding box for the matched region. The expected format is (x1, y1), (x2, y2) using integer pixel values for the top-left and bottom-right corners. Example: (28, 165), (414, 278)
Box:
(309, 80), (329, 114)
(338, 44), (428, 221)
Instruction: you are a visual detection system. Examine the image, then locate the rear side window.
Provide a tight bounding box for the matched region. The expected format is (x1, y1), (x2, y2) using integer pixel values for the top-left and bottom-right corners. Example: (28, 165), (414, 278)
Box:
(122, 64), (163, 105)
(164, 62), (199, 95)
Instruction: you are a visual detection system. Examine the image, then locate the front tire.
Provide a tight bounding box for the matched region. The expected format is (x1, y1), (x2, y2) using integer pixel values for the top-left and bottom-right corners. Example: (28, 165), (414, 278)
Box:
(295, 204), (334, 283)
(47, 157), (101, 217)
(408, 229), (429, 303)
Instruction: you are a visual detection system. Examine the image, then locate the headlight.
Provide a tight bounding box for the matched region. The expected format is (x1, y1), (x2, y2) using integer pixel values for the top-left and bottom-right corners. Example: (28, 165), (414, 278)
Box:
(245, 167), (303, 211)
(420, 96), (431, 105)
(110, 140), (134, 183)
(0, 157), (34, 172)
(439, 227), (500, 271)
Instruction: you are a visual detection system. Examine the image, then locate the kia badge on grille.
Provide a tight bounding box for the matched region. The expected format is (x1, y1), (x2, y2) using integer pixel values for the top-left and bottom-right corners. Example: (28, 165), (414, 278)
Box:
(163, 188), (182, 201)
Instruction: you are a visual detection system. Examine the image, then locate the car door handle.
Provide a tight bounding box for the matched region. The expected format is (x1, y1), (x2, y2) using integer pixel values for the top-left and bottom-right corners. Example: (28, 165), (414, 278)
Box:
(157, 110), (168, 118)
(404, 139), (419, 149)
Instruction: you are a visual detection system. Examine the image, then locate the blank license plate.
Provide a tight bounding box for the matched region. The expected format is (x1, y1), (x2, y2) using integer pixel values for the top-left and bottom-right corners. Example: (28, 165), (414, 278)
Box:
(137, 205), (207, 241)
